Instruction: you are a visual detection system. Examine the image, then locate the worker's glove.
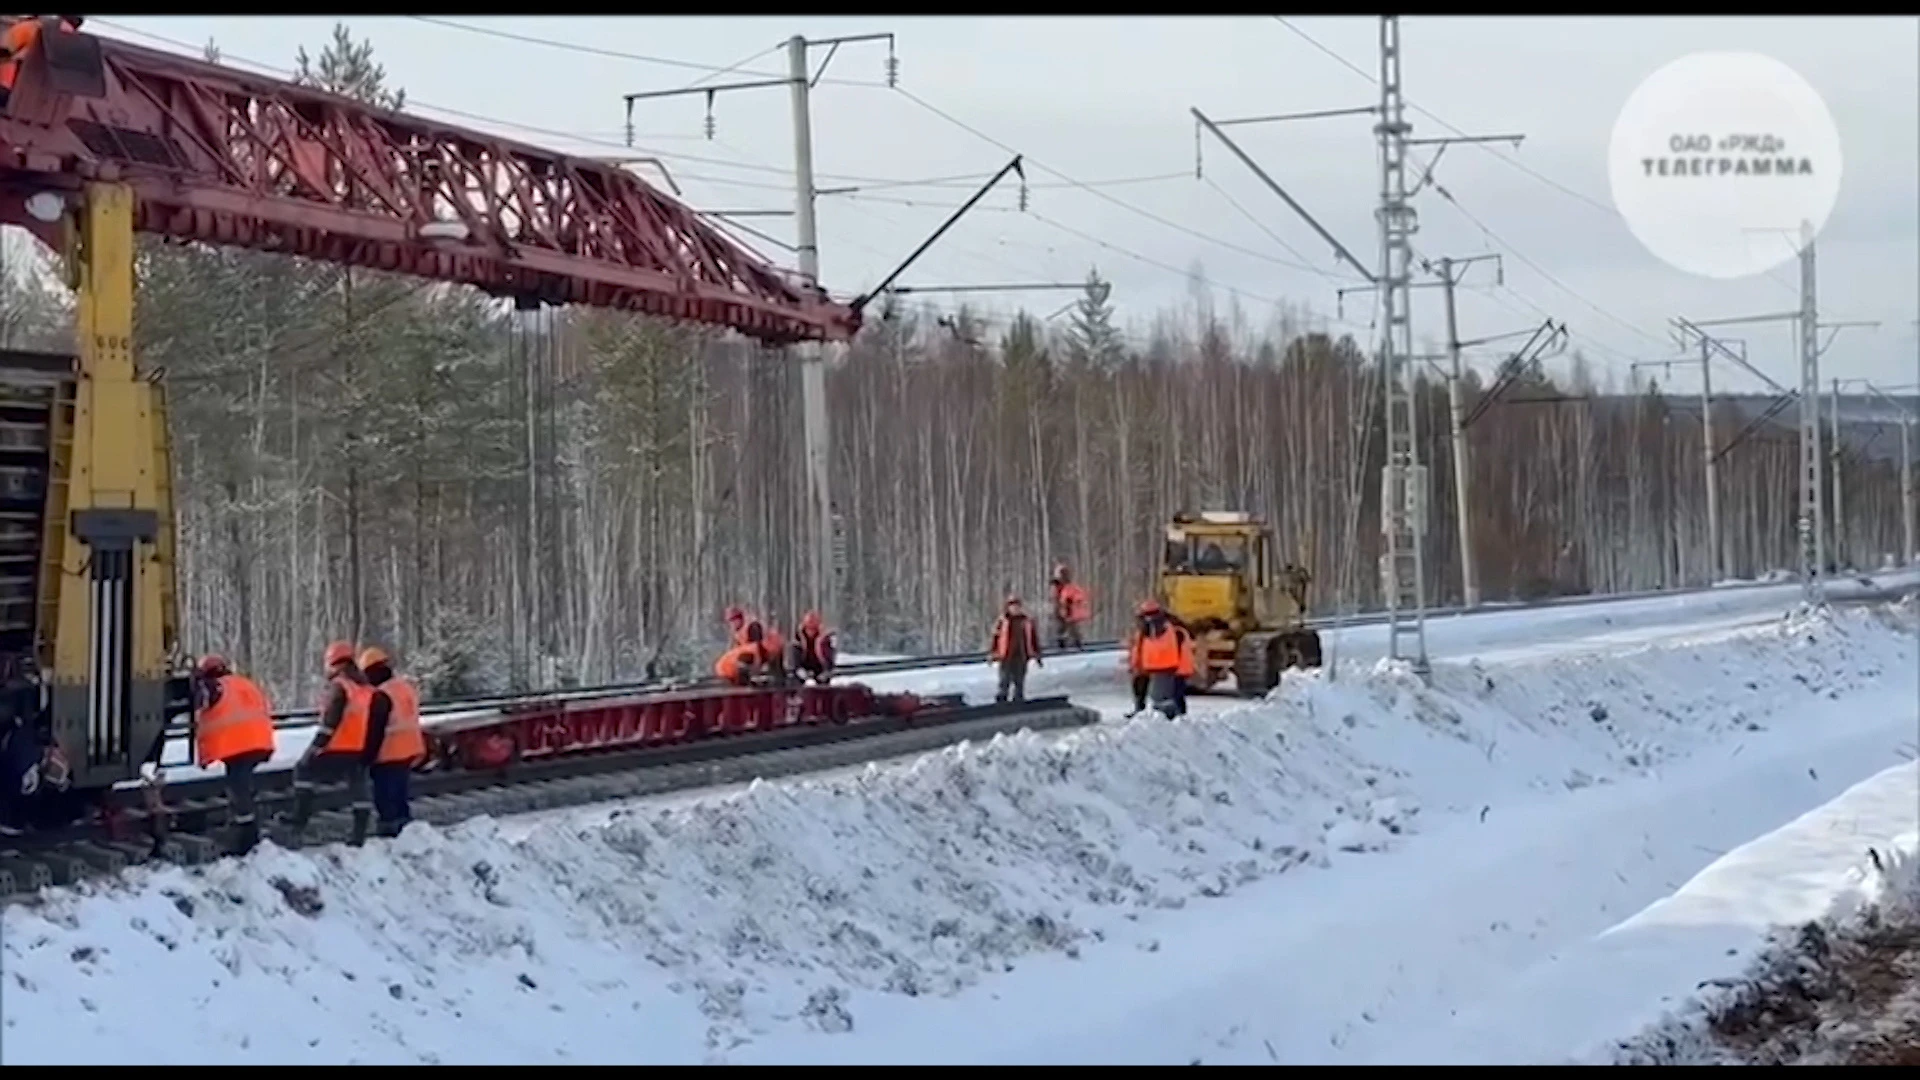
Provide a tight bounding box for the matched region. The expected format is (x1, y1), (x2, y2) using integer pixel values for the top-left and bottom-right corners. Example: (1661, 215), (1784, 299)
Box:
(139, 761), (161, 787)
(42, 749), (69, 792)
(18, 762), (37, 796)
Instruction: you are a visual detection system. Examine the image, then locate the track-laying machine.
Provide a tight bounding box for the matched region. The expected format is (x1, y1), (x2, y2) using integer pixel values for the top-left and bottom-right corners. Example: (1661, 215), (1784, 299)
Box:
(1159, 511), (1323, 696)
(0, 22), (860, 827)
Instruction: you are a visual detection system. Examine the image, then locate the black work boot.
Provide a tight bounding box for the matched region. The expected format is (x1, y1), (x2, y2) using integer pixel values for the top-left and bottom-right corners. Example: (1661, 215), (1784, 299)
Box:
(288, 786), (315, 831)
(227, 817), (260, 857)
(348, 807), (370, 847)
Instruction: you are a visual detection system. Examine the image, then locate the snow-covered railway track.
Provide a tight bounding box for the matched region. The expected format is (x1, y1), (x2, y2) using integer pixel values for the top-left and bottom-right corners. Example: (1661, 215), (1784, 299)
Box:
(0, 696), (1097, 906)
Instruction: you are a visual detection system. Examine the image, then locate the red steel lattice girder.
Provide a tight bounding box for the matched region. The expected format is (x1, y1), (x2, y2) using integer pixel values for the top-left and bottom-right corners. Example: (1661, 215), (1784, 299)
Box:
(0, 32), (860, 344)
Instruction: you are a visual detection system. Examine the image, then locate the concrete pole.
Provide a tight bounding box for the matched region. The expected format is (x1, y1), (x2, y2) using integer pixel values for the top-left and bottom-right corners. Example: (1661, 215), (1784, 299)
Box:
(1830, 376), (1844, 572)
(1797, 221), (1825, 601)
(1901, 413), (1915, 565)
(1440, 258), (1478, 608)
(1698, 335), (1720, 583)
(788, 35), (835, 616)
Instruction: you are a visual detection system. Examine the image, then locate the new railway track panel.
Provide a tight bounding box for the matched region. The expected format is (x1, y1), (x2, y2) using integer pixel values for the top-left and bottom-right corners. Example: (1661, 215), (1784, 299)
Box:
(1, 687), (1096, 905)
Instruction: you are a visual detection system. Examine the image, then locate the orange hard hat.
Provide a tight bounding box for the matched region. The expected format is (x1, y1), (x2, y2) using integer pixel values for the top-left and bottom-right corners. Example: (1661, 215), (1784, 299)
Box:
(324, 641), (355, 668)
(196, 654), (229, 678)
(358, 646), (390, 671)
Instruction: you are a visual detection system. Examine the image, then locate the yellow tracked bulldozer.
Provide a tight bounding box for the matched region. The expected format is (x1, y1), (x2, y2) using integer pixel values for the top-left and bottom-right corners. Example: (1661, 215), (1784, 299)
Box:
(1158, 511), (1323, 697)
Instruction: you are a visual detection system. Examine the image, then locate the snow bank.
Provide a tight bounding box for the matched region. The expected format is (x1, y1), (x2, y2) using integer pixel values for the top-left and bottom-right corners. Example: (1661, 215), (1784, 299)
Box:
(1385, 759), (1920, 1065)
(4, 604), (1915, 1065)
(1608, 838), (1920, 1065)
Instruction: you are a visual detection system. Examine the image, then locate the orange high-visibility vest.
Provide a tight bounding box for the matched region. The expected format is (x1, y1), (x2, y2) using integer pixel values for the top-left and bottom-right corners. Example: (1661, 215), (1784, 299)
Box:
(374, 677), (426, 766)
(196, 674), (276, 769)
(0, 17), (77, 92)
(319, 676), (374, 754)
(1135, 624), (1183, 674)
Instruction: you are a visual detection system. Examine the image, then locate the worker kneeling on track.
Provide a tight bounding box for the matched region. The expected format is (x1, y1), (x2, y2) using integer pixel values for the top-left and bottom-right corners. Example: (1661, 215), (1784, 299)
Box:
(1127, 599), (1190, 718)
(191, 654), (276, 856)
(725, 604), (787, 682)
(359, 647), (425, 839)
(290, 641), (377, 846)
(715, 621), (774, 687)
(787, 609), (837, 686)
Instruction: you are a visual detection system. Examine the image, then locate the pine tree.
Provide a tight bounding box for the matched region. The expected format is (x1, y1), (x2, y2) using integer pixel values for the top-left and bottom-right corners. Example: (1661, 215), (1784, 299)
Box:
(295, 23), (406, 110)
(1067, 268), (1123, 371)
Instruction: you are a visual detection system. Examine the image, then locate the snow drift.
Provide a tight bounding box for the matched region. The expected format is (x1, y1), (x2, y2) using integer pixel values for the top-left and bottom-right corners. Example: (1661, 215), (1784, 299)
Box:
(2, 603), (1915, 1064)
(1610, 841), (1920, 1065)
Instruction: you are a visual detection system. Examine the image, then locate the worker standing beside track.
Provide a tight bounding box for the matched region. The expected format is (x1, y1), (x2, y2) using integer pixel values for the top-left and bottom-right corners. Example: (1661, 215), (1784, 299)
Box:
(190, 655), (276, 856)
(289, 641), (376, 846)
(358, 647), (424, 839)
(1127, 599), (1187, 717)
(1049, 563), (1092, 651)
(988, 596), (1043, 704)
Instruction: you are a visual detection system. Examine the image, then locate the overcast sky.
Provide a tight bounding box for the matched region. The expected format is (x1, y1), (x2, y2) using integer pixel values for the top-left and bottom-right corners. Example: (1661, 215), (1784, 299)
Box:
(92, 15), (1920, 394)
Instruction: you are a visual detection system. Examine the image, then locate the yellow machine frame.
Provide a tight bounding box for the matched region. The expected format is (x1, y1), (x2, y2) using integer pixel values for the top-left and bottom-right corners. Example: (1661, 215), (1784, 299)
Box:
(1157, 511), (1320, 697)
(35, 182), (181, 786)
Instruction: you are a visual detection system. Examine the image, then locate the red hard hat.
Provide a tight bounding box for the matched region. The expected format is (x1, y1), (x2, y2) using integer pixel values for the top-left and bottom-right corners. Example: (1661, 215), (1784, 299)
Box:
(800, 610), (823, 631)
(196, 654), (229, 677)
(324, 641), (355, 668)
(724, 605), (745, 623)
(1137, 598), (1162, 616)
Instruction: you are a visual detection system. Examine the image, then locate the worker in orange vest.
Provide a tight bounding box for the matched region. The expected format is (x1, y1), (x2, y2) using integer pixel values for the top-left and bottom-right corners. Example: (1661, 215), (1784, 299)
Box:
(1049, 563), (1092, 650)
(988, 596), (1043, 703)
(715, 621), (769, 686)
(725, 604), (787, 680)
(0, 15), (81, 110)
(359, 646), (424, 839)
(289, 640), (376, 845)
(1127, 599), (1186, 717)
(787, 610), (838, 686)
(191, 654), (277, 855)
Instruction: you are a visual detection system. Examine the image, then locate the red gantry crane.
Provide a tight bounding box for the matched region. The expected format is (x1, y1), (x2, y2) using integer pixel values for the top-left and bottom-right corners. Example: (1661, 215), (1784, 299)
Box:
(0, 22), (861, 795)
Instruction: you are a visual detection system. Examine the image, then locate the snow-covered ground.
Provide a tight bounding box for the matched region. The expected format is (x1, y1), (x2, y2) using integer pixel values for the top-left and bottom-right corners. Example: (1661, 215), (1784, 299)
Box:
(4, 593), (1915, 1064)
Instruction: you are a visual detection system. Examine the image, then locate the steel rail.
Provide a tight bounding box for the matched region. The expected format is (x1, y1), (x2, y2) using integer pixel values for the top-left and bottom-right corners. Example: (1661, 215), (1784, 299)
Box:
(186, 571), (1891, 739)
(1, 696), (1096, 901)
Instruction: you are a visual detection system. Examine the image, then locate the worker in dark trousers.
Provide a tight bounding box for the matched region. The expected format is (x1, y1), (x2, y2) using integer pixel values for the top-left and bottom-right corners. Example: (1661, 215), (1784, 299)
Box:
(989, 596), (1043, 703)
(358, 647), (425, 839)
(289, 641), (375, 845)
(191, 654), (277, 855)
(1127, 599), (1186, 717)
(1049, 563), (1092, 650)
(787, 610), (838, 686)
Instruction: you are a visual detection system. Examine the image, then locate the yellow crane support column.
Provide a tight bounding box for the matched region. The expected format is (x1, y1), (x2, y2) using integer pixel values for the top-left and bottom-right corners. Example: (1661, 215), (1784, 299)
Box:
(41, 181), (178, 785)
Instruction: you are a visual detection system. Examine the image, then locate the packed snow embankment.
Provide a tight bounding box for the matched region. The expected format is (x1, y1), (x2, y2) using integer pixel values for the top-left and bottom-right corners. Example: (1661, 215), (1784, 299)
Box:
(1612, 842), (1920, 1066)
(2, 604), (1915, 1065)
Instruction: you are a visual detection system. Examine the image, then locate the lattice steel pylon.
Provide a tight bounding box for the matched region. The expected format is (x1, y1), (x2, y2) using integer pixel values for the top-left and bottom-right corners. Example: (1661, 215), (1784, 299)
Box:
(1374, 16), (1431, 676)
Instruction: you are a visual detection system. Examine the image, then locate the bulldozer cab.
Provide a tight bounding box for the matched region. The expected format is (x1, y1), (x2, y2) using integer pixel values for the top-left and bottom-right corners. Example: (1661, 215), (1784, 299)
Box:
(1159, 512), (1308, 633)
